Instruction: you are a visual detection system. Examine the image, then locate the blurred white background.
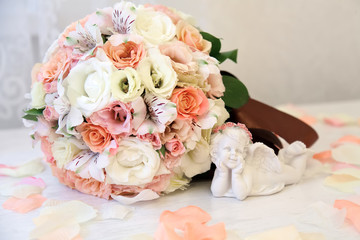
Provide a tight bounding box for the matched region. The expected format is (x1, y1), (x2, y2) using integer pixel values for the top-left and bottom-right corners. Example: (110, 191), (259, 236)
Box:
(0, 0), (359, 129)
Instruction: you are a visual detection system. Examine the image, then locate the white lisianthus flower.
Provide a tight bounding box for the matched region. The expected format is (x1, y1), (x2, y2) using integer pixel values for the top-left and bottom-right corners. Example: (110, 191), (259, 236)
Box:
(51, 137), (87, 168)
(180, 137), (211, 178)
(135, 8), (175, 45)
(198, 98), (230, 129)
(64, 57), (115, 117)
(138, 48), (177, 99)
(111, 67), (144, 103)
(106, 137), (161, 185)
(31, 82), (46, 109)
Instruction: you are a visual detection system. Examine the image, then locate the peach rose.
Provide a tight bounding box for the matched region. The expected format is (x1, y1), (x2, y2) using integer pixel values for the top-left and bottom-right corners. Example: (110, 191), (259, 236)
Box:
(77, 121), (112, 153)
(103, 40), (146, 69)
(176, 20), (211, 53)
(145, 4), (181, 24)
(170, 86), (209, 120)
(38, 47), (72, 93)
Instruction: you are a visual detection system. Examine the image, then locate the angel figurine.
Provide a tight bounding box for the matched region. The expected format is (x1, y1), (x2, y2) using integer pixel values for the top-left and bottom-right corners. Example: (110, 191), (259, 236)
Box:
(210, 123), (309, 200)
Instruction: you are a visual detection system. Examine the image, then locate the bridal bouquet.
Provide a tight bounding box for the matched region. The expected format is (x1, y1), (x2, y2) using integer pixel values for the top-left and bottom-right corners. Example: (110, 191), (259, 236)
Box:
(24, 1), (248, 202)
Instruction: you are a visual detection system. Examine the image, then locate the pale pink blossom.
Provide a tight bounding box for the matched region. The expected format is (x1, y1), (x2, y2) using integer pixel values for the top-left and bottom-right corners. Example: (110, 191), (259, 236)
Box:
(164, 152), (181, 170)
(138, 133), (162, 150)
(90, 101), (133, 135)
(165, 138), (185, 157)
(145, 4), (181, 24)
(145, 174), (172, 193)
(40, 137), (54, 163)
(43, 106), (59, 122)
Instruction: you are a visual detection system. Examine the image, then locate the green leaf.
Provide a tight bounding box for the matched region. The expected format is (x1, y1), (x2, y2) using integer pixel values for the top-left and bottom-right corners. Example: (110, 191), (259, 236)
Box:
(200, 31), (221, 56)
(215, 49), (238, 64)
(158, 145), (166, 158)
(24, 108), (44, 116)
(22, 114), (38, 122)
(222, 75), (249, 109)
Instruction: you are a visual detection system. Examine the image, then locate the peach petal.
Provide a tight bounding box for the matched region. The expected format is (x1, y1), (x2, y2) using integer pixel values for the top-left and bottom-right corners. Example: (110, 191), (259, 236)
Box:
(299, 115), (317, 126)
(244, 225), (301, 240)
(2, 194), (47, 213)
(16, 176), (46, 188)
(313, 150), (337, 164)
(184, 221), (226, 240)
(331, 135), (360, 148)
(324, 174), (360, 193)
(334, 200), (360, 232)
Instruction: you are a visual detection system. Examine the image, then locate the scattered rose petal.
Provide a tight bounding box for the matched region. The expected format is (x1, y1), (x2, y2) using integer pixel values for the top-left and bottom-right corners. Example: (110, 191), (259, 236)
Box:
(313, 150), (337, 164)
(154, 206), (226, 240)
(0, 158), (44, 177)
(331, 135), (360, 148)
(99, 203), (134, 220)
(244, 225), (301, 240)
(2, 194), (47, 213)
(276, 104), (317, 125)
(128, 234), (154, 240)
(16, 176), (46, 188)
(334, 200), (360, 232)
(297, 201), (346, 229)
(332, 163), (360, 178)
(332, 144), (360, 165)
(299, 232), (326, 240)
(12, 185), (44, 199)
(111, 189), (159, 205)
(30, 200), (97, 240)
(323, 114), (357, 127)
(324, 174), (360, 193)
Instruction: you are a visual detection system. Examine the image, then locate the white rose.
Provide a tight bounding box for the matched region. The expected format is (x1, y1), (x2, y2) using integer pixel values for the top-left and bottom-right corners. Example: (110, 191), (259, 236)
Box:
(111, 67), (144, 103)
(138, 48), (177, 99)
(64, 57), (115, 117)
(106, 137), (161, 185)
(51, 137), (87, 168)
(180, 137), (211, 178)
(135, 8), (176, 45)
(31, 82), (46, 109)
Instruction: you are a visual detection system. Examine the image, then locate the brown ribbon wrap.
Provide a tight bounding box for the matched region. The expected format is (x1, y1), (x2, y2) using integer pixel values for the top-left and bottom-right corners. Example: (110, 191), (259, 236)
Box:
(230, 98), (318, 148)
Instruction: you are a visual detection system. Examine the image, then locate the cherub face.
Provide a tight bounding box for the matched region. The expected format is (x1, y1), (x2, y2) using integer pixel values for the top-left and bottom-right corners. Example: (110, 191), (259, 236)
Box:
(218, 140), (246, 169)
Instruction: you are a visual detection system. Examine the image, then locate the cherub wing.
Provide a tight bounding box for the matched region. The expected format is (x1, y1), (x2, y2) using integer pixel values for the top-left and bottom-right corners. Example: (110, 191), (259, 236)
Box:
(246, 142), (282, 173)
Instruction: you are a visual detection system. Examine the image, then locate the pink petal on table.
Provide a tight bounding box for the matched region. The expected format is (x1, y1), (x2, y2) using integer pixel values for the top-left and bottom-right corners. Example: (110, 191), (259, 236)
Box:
(313, 150), (337, 164)
(334, 200), (360, 232)
(331, 135), (360, 148)
(16, 176), (46, 188)
(324, 117), (346, 127)
(2, 194), (47, 213)
(299, 115), (317, 126)
(324, 174), (360, 193)
(332, 162), (360, 171)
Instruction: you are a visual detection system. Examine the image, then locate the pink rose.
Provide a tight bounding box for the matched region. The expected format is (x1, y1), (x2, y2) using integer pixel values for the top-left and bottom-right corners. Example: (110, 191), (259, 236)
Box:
(170, 86), (209, 120)
(164, 152), (181, 170)
(165, 138), (185, 157)
(40, 137), (54, 163)
(145, 174), (172, 193)
(90, 101), (133, 135)
(43, 106), (59, 122)
(138, 133), (162, 150)
(145, 4), (181, 24)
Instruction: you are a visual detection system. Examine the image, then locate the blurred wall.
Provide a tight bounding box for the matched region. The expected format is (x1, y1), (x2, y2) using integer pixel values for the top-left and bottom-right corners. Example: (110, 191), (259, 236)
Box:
(0, 0), (359, 128)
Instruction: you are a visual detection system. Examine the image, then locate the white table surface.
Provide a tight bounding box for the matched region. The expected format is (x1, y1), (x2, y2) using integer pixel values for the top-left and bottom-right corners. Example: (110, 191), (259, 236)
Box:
(1, 100), (360, 240)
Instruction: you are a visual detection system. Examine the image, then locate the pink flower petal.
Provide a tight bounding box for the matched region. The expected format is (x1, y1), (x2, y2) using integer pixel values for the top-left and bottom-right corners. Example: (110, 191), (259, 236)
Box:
(16, 177), (46, 188)
(331, 135), (360, 148)
(334, 200), (360, 232)
(184, 221), (226, 240)
(2, 194), (47, 213)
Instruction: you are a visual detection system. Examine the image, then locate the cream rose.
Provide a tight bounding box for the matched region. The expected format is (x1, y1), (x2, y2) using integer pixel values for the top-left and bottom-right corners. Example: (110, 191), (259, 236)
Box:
(111, 67), (144, 103)
(51, 137), (87, 168)
(135, 8), (176, 45)
(106, 137), (161, 185)
(180, 137), (211, 178)
(64, 57), (115, 117)
(30, 82), (46, 109)
(138, 48), (177, 99)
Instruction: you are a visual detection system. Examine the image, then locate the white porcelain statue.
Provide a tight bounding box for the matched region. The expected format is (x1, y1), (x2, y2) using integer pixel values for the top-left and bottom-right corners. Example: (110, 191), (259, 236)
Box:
(210, 123), (309, 200)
